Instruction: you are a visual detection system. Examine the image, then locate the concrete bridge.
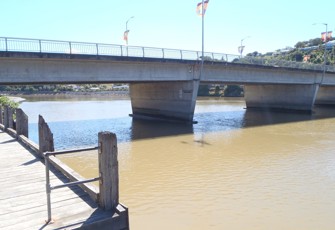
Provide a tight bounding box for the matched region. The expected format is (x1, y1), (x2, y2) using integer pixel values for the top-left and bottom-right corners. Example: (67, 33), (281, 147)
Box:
(1, 37), (335, 122)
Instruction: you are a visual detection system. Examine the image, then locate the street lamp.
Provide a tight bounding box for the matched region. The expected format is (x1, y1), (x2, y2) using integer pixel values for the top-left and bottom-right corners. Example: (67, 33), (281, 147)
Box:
(313, 22), (328, 83)
(124, 16), (134, 45)
(238, 36), (250, 58)
(126, 16), (134, 31)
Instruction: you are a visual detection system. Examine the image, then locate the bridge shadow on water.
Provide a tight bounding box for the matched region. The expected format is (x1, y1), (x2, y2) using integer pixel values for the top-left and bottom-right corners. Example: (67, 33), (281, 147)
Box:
(28, 105), (335, 150)
(125, 105), (335, 142)
(241, 105), (335, 128)
(125, 105), (335, 145)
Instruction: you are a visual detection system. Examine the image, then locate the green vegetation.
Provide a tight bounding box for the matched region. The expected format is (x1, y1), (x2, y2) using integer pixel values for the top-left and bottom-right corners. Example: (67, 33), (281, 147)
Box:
(223, 85), (244, 97)
(0, 96), (19, 109)
(245, 37), (335, 66)
(0, 84), (132, 95)
(197, 84), (243, 97)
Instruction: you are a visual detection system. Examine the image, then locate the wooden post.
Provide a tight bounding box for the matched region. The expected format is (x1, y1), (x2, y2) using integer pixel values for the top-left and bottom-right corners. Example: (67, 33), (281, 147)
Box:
(8, 107), (14, 129)
(98, 131), (119, 211)
(3, 106), (9, 129)
(16, 108), (29, 138)
(38, 115), (54, 153)
(0, 106), (3, 124)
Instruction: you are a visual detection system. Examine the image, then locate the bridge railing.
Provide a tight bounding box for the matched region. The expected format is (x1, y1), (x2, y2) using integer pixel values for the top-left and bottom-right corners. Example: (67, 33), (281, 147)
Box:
(1, 37), (334, 72)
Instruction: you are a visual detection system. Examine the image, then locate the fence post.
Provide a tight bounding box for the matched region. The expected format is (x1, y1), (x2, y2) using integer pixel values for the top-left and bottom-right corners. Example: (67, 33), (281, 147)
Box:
(5, 38), (8, 52)
(0, 106), (2, 125)
(98, 131), (119, 211)
(16, 108), (28, 138)
(96, 43), (99, 56)
(8, 107), (14, 129)
(69, 42), (72, 55)
(38, 115), (54, 154)
(3, 106), (8, 129)
(3, 106), (14, 130)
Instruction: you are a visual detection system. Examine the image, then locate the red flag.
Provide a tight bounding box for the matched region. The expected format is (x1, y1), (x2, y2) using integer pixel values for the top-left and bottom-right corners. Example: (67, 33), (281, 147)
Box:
(321, 31), (332, 42)
(196, 0), (209, 16)
(123, 30), (129, 44)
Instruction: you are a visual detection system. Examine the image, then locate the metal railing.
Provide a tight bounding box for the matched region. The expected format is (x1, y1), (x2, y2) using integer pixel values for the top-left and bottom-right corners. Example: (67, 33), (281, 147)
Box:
(44, 146), (99, 223)
(1, 37), (335, 72)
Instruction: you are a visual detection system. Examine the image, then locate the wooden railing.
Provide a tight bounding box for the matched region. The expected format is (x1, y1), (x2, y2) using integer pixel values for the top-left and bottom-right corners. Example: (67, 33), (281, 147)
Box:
(0, 106), (127, 224)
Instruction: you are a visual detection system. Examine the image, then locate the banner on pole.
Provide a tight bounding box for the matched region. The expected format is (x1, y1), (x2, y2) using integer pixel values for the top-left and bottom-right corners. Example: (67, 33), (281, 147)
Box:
(321, 31), (332, 42)
(196, 0), (209, 16)
(123, 30), (129, 45)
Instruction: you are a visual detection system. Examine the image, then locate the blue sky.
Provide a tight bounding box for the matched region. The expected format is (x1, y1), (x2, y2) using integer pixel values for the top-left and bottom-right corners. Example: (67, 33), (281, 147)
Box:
(1, 0), (334, 55)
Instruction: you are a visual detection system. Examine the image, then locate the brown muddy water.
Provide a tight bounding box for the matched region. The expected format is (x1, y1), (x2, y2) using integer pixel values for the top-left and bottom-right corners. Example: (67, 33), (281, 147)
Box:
(20, 97), (335, 230)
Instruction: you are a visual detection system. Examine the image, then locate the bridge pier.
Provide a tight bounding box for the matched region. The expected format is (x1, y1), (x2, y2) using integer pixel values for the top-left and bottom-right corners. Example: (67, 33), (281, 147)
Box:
(129, 81), (199, 122)
(315, 86), (335, 105)
(244, 84), (319, 111)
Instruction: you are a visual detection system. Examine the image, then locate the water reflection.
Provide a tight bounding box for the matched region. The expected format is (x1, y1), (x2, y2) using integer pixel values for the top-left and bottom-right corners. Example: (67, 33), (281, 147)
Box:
(131, 119), (193, 140)
(21, 98), (335, 150)
(242, 105), (335, 128)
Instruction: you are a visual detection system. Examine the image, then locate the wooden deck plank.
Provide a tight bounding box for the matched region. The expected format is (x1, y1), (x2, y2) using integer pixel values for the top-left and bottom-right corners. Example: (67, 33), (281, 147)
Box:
(0, 129), (125, 229)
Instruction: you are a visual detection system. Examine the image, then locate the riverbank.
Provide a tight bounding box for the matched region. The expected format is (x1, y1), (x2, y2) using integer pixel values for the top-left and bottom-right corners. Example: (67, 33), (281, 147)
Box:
(1, 91), (244, 103)
(1, 90), (130, 102)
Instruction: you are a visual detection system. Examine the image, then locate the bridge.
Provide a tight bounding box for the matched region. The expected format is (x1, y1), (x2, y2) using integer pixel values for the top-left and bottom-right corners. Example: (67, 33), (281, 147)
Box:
(1, 37), (335, 122)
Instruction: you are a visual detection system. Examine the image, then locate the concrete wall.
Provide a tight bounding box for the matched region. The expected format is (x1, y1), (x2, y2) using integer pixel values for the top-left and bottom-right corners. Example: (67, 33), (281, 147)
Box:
(202, 63), (324, 85)
(244, 84), (319, 111)
(130, 81), (199, 122)
(315, 86), (335, 105)
(0, 57), (196, 84)
(1, 55), (333, 86)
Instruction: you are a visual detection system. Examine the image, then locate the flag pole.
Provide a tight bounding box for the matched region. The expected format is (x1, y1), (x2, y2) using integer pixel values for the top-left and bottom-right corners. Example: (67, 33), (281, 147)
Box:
(200, 0), (205, 80)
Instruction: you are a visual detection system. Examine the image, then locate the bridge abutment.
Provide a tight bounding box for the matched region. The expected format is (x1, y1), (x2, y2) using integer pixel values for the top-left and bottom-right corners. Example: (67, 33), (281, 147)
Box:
(129, 81), (199, 122)
(244, 84), (319, 111)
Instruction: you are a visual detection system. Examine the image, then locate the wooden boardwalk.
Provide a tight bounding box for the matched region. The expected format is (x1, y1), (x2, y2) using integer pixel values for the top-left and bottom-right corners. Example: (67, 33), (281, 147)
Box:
(0, 129), (127, 229)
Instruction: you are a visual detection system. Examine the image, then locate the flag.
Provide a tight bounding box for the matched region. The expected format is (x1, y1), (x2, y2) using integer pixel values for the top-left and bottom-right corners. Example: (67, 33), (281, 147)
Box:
(123, 30), (129, 44)
(321, 31), (332, 42)
(196, 0), (209, 16)
(328, 31), (333, 40)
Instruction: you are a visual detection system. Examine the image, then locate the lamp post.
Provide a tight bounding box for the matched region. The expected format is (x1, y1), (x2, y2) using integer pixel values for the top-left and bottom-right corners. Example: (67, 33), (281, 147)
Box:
(238, 36), (250, 58)
(124, 16), (134, 46)
(126, 16), (134, 31)
(313, 22), (328, 84)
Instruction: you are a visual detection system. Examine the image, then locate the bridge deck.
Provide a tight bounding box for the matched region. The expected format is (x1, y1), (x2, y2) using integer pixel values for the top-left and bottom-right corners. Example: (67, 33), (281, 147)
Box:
(0, 129), (115, 229)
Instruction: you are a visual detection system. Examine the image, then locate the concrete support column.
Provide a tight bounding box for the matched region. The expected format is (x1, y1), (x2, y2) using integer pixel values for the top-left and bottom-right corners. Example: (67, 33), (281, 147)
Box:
(244, 84), (319, 111)
(315, 86), (335, 105)
(129, 80), (200, 122)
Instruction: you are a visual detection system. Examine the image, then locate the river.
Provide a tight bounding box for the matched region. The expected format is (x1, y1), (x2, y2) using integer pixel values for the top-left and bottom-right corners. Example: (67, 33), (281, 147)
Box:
(19, 96), (335, 230)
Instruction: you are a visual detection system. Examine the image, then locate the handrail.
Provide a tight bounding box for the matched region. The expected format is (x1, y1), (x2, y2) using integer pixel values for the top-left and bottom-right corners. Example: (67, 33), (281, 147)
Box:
(0, 36), (334, 72)
(44, 146), (99, 223)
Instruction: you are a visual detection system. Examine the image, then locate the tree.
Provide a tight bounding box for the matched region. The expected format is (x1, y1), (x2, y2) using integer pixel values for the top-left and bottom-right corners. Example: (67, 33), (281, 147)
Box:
(197, 84), (210, 96)
(295, 41), (305, 48)
(224, 85), (243, 97)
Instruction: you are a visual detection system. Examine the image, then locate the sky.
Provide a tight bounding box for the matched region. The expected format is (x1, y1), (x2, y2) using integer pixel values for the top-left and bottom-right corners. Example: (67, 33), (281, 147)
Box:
(1, 0), (335, 55)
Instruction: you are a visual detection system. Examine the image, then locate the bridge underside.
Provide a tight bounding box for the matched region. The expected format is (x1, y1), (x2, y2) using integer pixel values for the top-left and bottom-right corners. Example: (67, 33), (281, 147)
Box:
(244, 84), (319, 111)
(129, 82), (322, 123)
(129, 81), (199, 122)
